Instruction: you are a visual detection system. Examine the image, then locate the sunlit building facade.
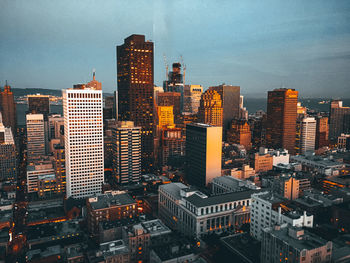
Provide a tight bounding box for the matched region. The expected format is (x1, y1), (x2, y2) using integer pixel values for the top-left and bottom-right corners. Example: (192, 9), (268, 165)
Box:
(198, 89), (223, 127)
(300, 117), (316, 155)
(0, 113), (16, 181)
(26, 113), (46, 161)
(0, 82), (16, 135)
(183, 85), (203, 114)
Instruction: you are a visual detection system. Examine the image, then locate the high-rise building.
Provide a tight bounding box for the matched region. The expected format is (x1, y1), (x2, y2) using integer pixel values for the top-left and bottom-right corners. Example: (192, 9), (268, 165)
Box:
(315, 116), (329, 149)
(157, 106), (174, 130)
(159, 127), (185, 167)
(274, 175), (300, 200)
(239, 95), (248, 120)
(300, 117), (316, 155)
(183, 85), (203, 114)
(27, 94), (50, 120)
(62, 76), (104, 199)
(209, 85), (240, 131)
(48, 114), (64, 141)
(157, 92), (181, 118)
(117, 34), (154, 172)
(0, 113), (16, 181)
(227, 119), (252, 150)
(329, 100), (350, 141)
(26, 114), (46, 161)
(112, 121), (141, 184)
(163, 62), (184, 93)
(198, 89), (223, 127)
(186, 123), (222, 187)
(0, 81), (16, 135)
(266, 88), (298, 154)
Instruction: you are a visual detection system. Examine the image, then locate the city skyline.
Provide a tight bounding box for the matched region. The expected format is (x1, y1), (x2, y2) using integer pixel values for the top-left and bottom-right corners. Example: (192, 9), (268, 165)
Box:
(1, 0), (350, 97)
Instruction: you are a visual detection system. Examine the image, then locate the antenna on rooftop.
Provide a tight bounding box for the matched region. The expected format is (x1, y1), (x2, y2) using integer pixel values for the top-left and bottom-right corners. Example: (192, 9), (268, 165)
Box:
(93, 68), (96, 81)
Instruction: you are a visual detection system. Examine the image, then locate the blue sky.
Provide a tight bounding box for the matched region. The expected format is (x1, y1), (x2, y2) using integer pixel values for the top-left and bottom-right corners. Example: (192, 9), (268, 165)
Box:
(0, 0), (349, 97)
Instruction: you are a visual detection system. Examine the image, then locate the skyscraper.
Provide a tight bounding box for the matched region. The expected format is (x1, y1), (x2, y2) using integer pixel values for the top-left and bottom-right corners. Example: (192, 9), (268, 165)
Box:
(186, 123), (222, 187)
(112, 121), (141, 184)
(266, 88), (298, 154)
(0, 81), (16, 135)
(329, 100), (350, 141)
(157, 106), (174, 129)
(300, 117), (316, 155)
(209, 85), (240, 132)
(227, 119), (252, 150)
(183, 85), (203, 114)
(26, 114), (46, 161)
(157, 92), (181, 118)
(27, 94), (50, 120)
(315, 116), (329, 150)
(0, 113), (16, 181)
(198, 89), (223, 127)
(62, 76), (104, 198)
(117, 34), (154, 172)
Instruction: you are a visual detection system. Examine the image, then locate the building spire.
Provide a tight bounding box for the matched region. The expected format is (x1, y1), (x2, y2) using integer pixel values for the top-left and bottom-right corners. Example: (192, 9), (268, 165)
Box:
(93, 69), (96, 81)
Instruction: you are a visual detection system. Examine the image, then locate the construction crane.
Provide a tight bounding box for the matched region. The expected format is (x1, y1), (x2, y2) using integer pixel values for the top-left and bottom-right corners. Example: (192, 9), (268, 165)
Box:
(163, 54), (169, 81)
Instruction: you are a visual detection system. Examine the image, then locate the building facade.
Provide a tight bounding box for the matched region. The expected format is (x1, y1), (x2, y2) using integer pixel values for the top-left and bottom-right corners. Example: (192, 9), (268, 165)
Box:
(183, 85), (203, 114)
(117, 34), (154, 173)
(26, 114), (46, 161)
(227, 119), (252, 150)
(186, 123), (222, 187)
(157, 92), (181, 119)
(300, 117), (316, 155)
(329, 100), (350, 141)
(316, 116), (329, 149)
(0, 114), (16, 181)
(62, 78), (104, 198)
(198, 89), (223, 127)
(0, 82), (16, 135)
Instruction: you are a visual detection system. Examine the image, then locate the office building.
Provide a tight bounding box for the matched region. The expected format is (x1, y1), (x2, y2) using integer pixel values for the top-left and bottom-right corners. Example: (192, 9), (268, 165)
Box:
(117, 34), (154, 172)
(183, 85), (203, 114)
(329, 100), (350, 141)
(26, 114), (46, 161)
(300, 117), (316, 155)
(338, 133), (350, 150)
(86, 191), (137, 235)
(316, 116), (329, 149)
(48, 114), (64, 141)
(211, 176), (260, 195)
(186, 123), (222, 187)
(0, 113), (16, 181)
(258, 147), (290, 166)
(274, 175), (300, 200)
(253, 152), (273, 173)
(159, 183), (253, 238)
(209, 85), (240, 131)
(239, 95), (248, 120)
(0, 81), (16, 135)
(52, 146), (65, 196)
(261, 225), (332, 263)
(157, 106), (174, 129)
(112, 121), (141, 184)
(250, 192), (313, 240)
(27, 94), (50, 120)
(227, 119), (252, 150)
(27, 159), (55, 194)
(157, 92), (181, 118)
(163, 62), (184, 92)
(266, 88), (298, 154)
(62, 76), (104, 199)
(198, 89), (223, 127)
(159, 127), (185, 167)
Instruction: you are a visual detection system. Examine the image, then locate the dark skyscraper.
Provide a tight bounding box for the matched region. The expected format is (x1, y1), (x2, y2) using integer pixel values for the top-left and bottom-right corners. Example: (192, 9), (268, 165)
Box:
(0, 82), (17, 135)
(266, 88), (298, 154)
(209, 85), (240, 138)
(329, 100), (350, 141)
(117, 34), (154, 172)
(28, 94), (50, 121)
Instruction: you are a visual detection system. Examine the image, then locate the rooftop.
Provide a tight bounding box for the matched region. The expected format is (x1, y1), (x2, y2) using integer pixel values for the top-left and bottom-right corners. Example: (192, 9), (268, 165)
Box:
(159, 183), (188, 201)
(88, 191), (136, 210)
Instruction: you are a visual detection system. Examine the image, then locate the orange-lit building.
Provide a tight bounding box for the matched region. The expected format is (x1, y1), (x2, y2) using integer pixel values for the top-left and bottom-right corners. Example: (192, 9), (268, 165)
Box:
(253, 152), (273, 173)
(157, 106), (174, 129)
(159, 127), (185, 167)
(0, 82), (17, 135)
(274, 176), (300, 200)
(198, 89), (223, 127)
(266, 89), (298, 154)
(315, 116), (329, 149)
(227, 119), (252, 150)
(157, 92), (181, 118)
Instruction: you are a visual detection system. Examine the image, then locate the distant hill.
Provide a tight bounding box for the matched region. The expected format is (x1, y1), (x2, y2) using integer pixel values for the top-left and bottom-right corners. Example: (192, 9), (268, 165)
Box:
(11, 88), (113, 97)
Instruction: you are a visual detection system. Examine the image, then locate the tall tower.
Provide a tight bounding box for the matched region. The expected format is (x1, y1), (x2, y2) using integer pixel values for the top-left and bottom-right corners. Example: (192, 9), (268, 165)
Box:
(27, 94), (50, 120)
(26, 114), (46, 161)
(329, 100), (350, 141)
(300, 117), (316, 155)
(157, 106), (174, 129)
(315, 116), (329, 149)
(62, 75), (104, 198)
(183, 85), (203, 114)
(0, 81), (17, 135)
(117, 34), (154, 172)
(198, 89), (223, 127)
(112, 121), (141, 184)
(266, 88), (298, 154)
(186, 123), (222, 187)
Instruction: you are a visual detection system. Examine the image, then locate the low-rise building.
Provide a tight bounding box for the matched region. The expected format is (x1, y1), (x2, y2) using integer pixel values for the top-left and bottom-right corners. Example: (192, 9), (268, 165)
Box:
(211, 176), (260, 195)
(253, 152), (273, 173)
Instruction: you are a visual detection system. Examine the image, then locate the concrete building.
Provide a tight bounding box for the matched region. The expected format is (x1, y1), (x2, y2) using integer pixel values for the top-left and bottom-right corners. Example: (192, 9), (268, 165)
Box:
(112, 121), (141, 184)
(316, 116), (329, 149)
(337, 133), (350, 150)
(159, 183), (254, 238)
(250, 192), (313, 241)
(227, 119), (251, 150)
(261, 225), (332, 263)
(86, 191), (137, 235)
(27, 160), (55, 194)
(258, 147), (290, 166)
(48, 114), (64, 141)
(183, 85), (203, 114)
(62, 76), (104, 198)
(198, 89), (223, 127)
(157, 106), (174, 129)
(253, 151), (273, 173)
(300, 117), (316, 155)
(212, 176), (261, 195)
(186, 123), (222, 187)
(26, 113), (46, 161)
(230, 164), (255, 179)
(0, 114), (16, 181)
(159, 127), (185, 167)
(157, 92), (181, 118)
(274, 175), (300, 200)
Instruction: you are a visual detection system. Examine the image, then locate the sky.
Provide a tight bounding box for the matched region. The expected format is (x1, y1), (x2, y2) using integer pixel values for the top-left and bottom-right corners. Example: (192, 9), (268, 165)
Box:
(0, 0), (350, 98)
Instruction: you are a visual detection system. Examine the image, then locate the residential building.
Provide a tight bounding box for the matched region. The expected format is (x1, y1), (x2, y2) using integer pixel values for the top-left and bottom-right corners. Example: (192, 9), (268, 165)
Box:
(329, 100), (350, 141)
(112, 121), (141, 184)
(186, 123), (222, 187)
(117, 34), (154, 173)
(261, 225), (332, 263)
(48, 114), (64, 140)
(250, 191), (313, 240)
(230, 164), (256, 179)
(300, 117), (316, 155)
(338, 133), (350, 150)
(266, 88), (298, 154)
(26, 114), (46, 161)
(259, 147), (290, 166)
(274, 175), (300, 200)
(0, 82), (16, 135)
(62, 75), (104, 198)
(183, 85), (203, 114)
(0, 114), (16, 181)
(198, 89), (223, 127)
(227, 119), (251, 150)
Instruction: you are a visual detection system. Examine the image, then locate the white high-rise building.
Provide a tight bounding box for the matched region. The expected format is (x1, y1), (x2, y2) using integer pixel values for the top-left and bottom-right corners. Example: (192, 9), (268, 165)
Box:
(112, 121), (141, 184)
(301, 117), (316, 155)
(26, 113), (46, 161)
(63, 76), (104, 198)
